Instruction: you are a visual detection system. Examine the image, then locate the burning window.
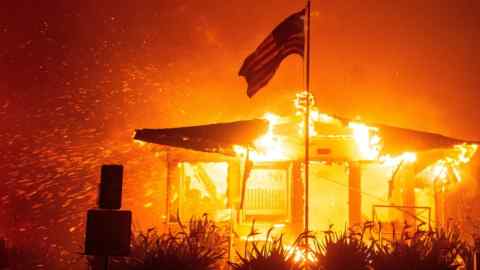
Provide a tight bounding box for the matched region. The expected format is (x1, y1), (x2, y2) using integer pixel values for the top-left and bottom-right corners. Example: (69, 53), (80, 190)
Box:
(242, 162), (291, 223)
(170, 162), (229, 222)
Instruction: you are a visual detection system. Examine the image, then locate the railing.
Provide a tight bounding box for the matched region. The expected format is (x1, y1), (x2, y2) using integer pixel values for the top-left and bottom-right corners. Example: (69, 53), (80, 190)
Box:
(371, 204), (432, 240)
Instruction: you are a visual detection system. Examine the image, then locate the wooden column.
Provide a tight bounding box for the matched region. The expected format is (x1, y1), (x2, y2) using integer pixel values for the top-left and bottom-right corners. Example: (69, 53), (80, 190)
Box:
(402, 166), (416, 226)
(227, 160), (241, 209)
(157, 151), (169, 227)
(348, 162), (362, 227)
(166, 157), (180, 223)
(291, 161), (304, 236)
(227, 160), (241, 266)
(434, 182), (445, 228)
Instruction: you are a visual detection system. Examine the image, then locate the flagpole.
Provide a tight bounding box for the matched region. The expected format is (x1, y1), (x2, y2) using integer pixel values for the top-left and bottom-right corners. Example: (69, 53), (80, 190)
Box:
(304, 0), (311, 235)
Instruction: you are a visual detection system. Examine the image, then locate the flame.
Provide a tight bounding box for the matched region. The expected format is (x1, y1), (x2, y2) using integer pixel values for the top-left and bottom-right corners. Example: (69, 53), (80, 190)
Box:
(380, 152), (417, 166)
(348, 122), (382, 160)
(233, 113), (291, 161)
(447, 143), (478, 165)
(317, 112), (336, 124)
(133, 139), (146, 147)
(423, 143), (477, 183)
(231, 92), (476, 185)
(431, 161), (448, 182)
(285, 245), (316, 263)
(235, 92), (387, 162)
(254, 113), (289, 160)
(295, 91), (320, 136)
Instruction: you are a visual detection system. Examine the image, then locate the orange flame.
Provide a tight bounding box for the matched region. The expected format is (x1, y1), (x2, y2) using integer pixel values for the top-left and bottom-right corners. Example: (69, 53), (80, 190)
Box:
(142, 91), (477, 186)
(348, 121), (382, 160)
(424, 143), (477, 183)
(233, 113), (291, 161)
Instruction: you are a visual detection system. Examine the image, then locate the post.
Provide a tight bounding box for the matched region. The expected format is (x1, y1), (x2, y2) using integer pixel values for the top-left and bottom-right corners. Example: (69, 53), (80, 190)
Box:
(239, 149), (251, 211)
(304, 0), (311, 235)
(348, 162), (362, 226)
(227, 160), (241, 210)
(291, 161), (305, 236)
(402, 166), (416, 227)
(166, 158), (180, 222)
(227, 160), (241, 266)
(85, 165), (131, 269)
(434, 181), (445, 228)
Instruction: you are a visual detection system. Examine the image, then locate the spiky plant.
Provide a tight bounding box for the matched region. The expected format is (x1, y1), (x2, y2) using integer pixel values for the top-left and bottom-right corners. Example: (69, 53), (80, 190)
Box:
(372, 224), (463, 270)
(461, 232), (480, 270)
(426, 227), (469, 270)
(230, 228), (302, 270)
(310, 226), (373, 270)
(108, 214), (227, 270)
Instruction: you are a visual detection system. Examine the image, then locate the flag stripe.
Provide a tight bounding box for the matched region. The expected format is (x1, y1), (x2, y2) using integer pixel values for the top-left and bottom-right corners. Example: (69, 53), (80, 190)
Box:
(247, 69), (277, 97)
(240, 37), (277, 73)
(252, 46), (302, 83)
(244, 34), (304, 73)
(246, 46), (303, 97)
(248, 36), (304, 73)
(241, 36), (303, 75)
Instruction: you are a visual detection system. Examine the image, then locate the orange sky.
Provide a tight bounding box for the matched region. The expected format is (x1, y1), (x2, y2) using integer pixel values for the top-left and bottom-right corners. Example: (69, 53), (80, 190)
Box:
(125, 0), (480, 141)
(1, 0), (480, 141)
(189, 0), (480, 141)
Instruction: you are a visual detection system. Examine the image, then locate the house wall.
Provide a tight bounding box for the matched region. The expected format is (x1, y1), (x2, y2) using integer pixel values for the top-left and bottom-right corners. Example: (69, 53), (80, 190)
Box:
(308, 162), (349, 231)
(153, 152), (470, 237)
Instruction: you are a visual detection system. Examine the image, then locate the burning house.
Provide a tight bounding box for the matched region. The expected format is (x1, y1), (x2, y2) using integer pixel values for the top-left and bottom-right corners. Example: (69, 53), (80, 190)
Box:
(133, 92), (479, 240)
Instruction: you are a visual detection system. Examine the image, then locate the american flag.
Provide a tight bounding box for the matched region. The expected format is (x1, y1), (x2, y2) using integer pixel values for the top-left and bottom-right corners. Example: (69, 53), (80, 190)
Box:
(239, 9), (305, 97)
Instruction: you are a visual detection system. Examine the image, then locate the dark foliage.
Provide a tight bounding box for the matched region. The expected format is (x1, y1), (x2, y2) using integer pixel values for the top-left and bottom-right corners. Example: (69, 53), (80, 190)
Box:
(83, 217), (477, 270)
(230, 228), (302, 270)
(372, 224), (466, 270)
(309, 225), (373, 270)
(103, 214), (227, 270)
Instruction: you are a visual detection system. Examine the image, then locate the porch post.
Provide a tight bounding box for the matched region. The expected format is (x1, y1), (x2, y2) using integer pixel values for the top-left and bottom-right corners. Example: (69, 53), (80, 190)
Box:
(227, 160), (242, 209)
(291, 161), (304, 236)
(348, 162), (362, 227)
(166, 157), (180, 222)
(403, 167), (416, 226)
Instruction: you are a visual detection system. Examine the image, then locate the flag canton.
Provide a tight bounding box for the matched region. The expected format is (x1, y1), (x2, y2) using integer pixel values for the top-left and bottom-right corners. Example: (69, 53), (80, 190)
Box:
(272, 10), (305, 46)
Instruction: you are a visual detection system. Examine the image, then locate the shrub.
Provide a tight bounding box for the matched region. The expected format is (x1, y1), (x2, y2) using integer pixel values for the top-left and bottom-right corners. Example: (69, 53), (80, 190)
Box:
(372, 225), (465, 270)
(230, 228), (302, 270)
(107, 214), (227, 270)
(310, 226), (373, 270)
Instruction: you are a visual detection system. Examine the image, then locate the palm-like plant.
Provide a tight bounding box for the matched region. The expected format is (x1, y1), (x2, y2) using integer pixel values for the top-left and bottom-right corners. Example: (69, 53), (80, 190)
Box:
(310, 227), (373, 270)
(108, 214), (227, 270)
(230, 228), (302, 270)
(373, 225), (463, 270)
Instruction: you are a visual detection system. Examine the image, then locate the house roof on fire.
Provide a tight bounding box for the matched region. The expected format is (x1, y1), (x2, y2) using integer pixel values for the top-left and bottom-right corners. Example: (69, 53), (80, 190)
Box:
(134, 119), (269, 156)
(134, 117), (478, 159)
